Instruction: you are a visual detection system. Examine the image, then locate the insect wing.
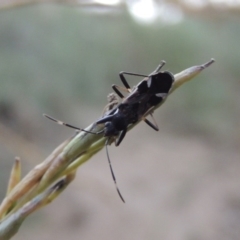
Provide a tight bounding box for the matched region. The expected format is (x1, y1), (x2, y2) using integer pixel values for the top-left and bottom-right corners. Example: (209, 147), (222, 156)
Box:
(149, 71), (174, 94)
(147, 71), (174, 106)
(124, 71), (174, 106)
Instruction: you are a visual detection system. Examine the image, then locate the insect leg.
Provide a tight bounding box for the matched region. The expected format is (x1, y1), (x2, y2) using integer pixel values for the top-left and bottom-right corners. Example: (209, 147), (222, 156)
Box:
(143, 114), (159, 131)
(151, 60), (166, 74)
(105, 139), (125, 203)
(119, 71), (148, 91)
(119, 61), (166, 90)
(101, 100), (119, 116)
(115, 128), (127, 146)
(112, 84), (129, 98)
(43, 114), (98, 134)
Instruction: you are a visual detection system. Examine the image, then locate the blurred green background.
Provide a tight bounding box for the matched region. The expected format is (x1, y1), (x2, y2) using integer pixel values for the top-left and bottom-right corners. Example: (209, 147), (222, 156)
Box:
(0, 1), (240, 240)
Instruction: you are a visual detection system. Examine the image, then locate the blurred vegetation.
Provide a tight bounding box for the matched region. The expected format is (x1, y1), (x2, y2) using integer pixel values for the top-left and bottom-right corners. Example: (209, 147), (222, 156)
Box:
(0, 2), (239, 189)
(0, 5), (239, 140)
(0, 1), (239, 239)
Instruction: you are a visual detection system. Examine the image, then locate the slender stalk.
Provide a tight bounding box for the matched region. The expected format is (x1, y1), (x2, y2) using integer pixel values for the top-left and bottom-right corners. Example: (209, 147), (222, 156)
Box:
(0, 59), (215, 240)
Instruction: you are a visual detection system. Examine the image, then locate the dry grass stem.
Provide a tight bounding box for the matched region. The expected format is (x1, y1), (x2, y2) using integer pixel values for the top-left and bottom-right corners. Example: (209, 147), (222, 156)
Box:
(0, 59), (215, 240)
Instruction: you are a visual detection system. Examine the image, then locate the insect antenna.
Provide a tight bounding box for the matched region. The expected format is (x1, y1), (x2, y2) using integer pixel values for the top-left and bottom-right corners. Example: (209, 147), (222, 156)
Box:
(105, 138), (125, 203)
(43, 114), (98, 135)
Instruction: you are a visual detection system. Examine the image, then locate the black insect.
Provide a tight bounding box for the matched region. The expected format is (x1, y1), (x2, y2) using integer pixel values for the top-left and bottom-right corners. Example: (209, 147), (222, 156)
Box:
(44, 61), (174, 202)
(111, 60), (174, 133)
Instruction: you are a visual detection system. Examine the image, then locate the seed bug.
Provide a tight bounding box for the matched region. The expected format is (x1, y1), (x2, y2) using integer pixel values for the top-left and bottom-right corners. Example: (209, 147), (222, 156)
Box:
(112, 60), (174, 131)
(44, 61), (174, 202)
